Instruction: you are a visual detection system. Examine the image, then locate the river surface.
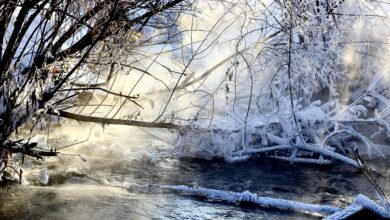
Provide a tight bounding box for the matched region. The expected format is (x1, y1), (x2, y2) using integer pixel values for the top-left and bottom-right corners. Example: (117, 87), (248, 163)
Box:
(0, 124), (390, 220)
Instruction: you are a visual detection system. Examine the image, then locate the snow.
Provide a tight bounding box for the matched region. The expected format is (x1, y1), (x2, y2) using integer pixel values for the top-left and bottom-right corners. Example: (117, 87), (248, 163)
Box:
(297, 104), (327, 128)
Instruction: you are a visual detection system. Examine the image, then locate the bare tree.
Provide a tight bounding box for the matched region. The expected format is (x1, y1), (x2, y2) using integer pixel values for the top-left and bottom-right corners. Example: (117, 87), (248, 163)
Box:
(0, 0), (188, 179)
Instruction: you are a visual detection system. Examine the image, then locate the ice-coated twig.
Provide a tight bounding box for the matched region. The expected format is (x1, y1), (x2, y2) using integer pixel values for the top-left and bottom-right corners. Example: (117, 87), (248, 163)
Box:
(298, 143), (359, 168)
(230, 142), (358, 168)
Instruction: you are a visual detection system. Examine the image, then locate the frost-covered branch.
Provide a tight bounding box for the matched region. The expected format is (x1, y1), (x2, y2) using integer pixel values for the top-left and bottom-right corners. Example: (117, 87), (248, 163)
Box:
(162, 185), (340, 216)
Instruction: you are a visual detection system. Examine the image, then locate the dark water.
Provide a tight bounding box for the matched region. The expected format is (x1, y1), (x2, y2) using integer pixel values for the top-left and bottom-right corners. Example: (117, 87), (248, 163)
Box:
(0, 126), (389, 220)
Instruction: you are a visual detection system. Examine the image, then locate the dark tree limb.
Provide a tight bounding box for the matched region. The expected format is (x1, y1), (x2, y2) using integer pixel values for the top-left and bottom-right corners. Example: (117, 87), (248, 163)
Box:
(51, 110), (180, 129)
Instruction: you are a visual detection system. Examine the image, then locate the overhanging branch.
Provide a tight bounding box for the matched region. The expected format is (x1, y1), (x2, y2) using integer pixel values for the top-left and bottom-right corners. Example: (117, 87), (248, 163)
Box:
(51, 110), (180, 129)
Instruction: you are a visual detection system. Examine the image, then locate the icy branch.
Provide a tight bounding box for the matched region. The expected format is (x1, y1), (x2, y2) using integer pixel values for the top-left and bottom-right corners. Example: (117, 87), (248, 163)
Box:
(161, 185), (340, 216)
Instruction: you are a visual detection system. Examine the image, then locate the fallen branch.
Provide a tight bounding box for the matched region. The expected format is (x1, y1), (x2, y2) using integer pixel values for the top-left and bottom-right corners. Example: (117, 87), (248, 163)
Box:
(160, 185), (390, 219)
(298, 143), (359, 168)
(161, 185), (340, 216)
(228, 143), (357, 167)
(325, 194), (390, 219)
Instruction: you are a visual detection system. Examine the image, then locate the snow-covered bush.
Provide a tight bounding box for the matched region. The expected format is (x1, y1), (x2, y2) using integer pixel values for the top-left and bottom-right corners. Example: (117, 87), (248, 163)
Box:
(170, 0), (390, 167)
